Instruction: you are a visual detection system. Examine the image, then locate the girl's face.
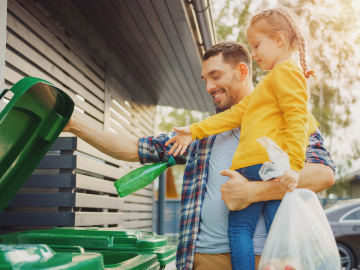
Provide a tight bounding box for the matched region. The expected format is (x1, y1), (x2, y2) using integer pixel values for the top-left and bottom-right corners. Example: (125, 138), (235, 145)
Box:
(247, 28), (287, 71)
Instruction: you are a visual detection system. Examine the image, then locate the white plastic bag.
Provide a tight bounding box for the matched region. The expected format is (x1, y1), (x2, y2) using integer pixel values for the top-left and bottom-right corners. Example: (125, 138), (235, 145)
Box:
(258, 189), (341, 270)
(257, 137), (341, 270)
(257, 137), (290, 181)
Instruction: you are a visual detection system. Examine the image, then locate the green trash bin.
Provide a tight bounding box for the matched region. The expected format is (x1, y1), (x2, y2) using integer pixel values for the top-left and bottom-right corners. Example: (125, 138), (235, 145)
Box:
(0, 244), (160, 270)
(0, 244), (104, 270)
(0, 77), (162, 270)
(0, 227), (176, 269)
(0, 77), (74, 213)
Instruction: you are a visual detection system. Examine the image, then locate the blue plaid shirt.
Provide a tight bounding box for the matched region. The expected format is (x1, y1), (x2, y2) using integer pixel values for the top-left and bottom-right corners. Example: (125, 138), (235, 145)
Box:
(138, 130), (334, 270)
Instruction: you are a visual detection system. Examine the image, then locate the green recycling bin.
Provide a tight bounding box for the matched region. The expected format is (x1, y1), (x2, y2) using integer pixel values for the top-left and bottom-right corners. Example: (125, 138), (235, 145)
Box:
(0, 244), (104, 270)
(0, 227), (176, 269)
(0, 77), (74, 213)
(0, 244), (160, 270)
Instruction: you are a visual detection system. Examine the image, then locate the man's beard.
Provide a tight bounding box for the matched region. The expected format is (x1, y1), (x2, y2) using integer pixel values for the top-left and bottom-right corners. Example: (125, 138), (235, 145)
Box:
(216, 94), (237, 112)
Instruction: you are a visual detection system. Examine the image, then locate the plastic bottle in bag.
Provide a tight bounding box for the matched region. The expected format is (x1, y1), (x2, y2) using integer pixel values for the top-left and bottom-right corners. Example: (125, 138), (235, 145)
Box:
(114, 156), (176, 197)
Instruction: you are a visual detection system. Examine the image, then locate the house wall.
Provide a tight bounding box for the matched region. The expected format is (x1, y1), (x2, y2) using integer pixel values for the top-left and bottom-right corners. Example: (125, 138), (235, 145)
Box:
(0, 0), (6, 91)
(350, 180), (360, 198)
(1, 0), (157, 232)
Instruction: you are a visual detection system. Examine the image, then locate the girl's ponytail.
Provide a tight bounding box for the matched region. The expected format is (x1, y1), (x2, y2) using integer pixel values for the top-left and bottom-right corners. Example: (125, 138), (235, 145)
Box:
(275, 8), (316, 79)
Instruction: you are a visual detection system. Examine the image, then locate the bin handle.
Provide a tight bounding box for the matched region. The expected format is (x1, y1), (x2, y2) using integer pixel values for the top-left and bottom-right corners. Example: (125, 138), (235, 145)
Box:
(0, 89), (9, 100)
(49, 245), (85, 254)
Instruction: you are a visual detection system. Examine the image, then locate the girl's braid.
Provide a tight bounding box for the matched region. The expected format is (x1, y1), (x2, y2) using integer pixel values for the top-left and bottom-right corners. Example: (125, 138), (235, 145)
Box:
(275, 8), (315, 79)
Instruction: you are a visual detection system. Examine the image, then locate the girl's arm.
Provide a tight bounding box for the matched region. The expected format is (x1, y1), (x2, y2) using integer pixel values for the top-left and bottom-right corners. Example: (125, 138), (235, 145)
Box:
(189, 94), (251, 140)
(165, 95), (251, 156)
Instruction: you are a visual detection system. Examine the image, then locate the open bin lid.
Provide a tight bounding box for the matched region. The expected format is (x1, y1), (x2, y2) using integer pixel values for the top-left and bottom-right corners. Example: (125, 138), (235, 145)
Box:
(0, 227), (177, 267)
(0, 77), (74, 213)
(0, 244), (103, 270)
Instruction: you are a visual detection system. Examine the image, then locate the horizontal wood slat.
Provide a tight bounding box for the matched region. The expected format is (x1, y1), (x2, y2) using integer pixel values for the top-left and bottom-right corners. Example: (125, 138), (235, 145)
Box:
(24, 173), (118, 195)
(8, 193), (123, 209)
(123, 220), (153, 229)
(125, 194), (154, 203)
(123, 203), (153, 212)
(0, 213), (75, 226)
(51, 137), (139, 171)
(74, 212), (123, 226)
(76, 175), (117, 195)
(8, 0), (105, 82)
(37, 155), (126, 180)
(8, 193), (75, 207)
(123, 212), (153, 220)
(75, 193), (123, 209)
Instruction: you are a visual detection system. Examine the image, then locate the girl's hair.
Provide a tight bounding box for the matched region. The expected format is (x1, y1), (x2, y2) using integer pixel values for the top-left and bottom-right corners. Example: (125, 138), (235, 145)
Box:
(246, 7), (315, 79)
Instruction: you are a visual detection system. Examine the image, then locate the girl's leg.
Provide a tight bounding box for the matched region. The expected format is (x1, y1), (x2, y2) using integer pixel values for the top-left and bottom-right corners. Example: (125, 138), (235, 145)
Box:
(228, 201), (264, 270)
(229, 165), (263, 270)
(262, 200), (281, 232)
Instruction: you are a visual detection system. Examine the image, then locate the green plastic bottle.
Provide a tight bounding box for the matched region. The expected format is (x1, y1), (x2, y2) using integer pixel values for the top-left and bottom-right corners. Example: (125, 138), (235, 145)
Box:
(114, 156), (176, 197)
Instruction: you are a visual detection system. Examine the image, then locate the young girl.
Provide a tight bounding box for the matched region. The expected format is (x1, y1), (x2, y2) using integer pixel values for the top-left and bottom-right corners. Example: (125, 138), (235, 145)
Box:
(165, 7), (319, 270)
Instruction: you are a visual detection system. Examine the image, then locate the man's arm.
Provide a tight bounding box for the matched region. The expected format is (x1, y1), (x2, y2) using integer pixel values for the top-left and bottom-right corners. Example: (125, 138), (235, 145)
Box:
(220, 163), (335, 211)
(64, 117), (140, 162)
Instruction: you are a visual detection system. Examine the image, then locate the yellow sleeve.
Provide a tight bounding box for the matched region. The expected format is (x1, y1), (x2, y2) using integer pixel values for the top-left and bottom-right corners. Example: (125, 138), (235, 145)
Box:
(189, 94), (252, 140)
(271, 63), (309, 172)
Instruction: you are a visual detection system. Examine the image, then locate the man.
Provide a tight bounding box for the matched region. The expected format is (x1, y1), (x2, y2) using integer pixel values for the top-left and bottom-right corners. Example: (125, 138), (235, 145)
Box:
(64, 41), (335, 270)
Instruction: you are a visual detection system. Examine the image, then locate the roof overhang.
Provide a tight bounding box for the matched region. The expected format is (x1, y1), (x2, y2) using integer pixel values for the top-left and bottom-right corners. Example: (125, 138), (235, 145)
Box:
(35, 0), (217, 112)
(343, 169), (360, 183)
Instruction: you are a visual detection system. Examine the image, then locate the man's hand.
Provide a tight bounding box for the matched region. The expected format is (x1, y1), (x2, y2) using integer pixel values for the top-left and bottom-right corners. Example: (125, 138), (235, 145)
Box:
(279, 169), (299, 192)
(220, 169), (255, 211)
(165, 127), (193, 156)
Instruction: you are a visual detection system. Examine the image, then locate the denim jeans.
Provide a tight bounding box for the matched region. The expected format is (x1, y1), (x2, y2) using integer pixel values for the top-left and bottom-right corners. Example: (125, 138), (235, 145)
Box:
(228, 164), (281, 270)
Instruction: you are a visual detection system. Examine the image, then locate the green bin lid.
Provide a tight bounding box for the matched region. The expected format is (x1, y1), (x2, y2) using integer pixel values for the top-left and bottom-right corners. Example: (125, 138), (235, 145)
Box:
(1, 227), (166, 250)
(0, 244), (103, 270)
(43, 246), (160, 270)
(96, 251), (160, 270)
(0, 227), (176, 266)
(0, 77), (74, 213)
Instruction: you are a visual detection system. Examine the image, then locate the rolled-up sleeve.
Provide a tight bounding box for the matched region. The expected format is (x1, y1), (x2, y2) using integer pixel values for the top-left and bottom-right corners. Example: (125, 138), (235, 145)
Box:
(138, 132), (187, 165)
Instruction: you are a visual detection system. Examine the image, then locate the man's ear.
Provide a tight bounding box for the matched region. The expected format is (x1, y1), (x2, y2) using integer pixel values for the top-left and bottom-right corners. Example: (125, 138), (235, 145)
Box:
(237, 62), (249, 81)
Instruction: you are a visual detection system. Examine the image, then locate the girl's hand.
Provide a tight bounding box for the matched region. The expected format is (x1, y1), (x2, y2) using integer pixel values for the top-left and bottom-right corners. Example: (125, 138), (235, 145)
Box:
(279, 169), (299, 192)
(165, 127), (193, 156)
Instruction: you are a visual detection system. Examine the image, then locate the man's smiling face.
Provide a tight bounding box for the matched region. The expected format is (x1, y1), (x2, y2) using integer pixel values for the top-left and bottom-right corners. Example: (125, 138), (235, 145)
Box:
(201, 53), (245, 112)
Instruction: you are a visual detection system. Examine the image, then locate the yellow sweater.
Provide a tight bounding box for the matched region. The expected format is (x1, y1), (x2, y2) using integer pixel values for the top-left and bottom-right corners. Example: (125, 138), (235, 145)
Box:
(189, 60), (319, 172)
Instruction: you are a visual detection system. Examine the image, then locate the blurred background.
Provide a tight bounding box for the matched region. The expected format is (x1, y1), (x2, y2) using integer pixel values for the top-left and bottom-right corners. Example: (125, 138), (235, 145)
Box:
(156, 0), (360, 202)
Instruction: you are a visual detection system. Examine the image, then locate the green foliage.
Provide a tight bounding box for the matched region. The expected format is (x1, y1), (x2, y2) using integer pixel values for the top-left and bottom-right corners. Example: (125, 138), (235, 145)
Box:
(156, 106), (210, 133)
(327, 139), (360, 197)
(326, 178), (350, 198)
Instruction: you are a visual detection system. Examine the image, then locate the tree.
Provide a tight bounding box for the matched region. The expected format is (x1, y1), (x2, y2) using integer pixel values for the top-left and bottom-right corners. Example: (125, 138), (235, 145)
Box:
(156, 106), (210, 134)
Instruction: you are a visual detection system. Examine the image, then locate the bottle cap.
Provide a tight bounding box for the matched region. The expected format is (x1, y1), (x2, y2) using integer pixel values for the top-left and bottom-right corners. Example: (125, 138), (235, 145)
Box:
(167, 156), (176, 167)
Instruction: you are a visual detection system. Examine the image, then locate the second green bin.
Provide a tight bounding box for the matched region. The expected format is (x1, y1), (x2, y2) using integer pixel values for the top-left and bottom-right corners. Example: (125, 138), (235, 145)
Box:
(0, 227), (176, 269)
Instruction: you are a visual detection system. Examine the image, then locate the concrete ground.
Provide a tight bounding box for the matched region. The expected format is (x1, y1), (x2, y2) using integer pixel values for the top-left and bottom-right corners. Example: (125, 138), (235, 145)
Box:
(164, 260), (176, 270)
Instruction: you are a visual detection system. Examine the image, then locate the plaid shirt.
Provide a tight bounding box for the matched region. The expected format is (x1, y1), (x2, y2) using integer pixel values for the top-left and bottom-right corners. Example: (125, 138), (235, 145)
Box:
(138, 130), (335, 270)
